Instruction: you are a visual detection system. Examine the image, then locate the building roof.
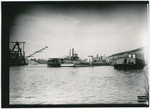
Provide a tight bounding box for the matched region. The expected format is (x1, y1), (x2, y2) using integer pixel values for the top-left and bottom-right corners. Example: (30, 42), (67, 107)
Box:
(109, 47), (144, 57)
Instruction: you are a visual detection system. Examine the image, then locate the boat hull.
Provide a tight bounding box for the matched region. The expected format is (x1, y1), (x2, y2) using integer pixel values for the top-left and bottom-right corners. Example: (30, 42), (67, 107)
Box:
(47, 63), (60, 67)
(74, 62), (91, 67)
(61, 63), (75, 67)
(114, 64), (145, 69)
(92, 62), (110, 66)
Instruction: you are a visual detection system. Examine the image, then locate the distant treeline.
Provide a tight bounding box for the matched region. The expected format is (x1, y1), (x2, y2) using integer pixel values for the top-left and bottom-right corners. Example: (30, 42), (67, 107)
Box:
(30, 58), (47, 64)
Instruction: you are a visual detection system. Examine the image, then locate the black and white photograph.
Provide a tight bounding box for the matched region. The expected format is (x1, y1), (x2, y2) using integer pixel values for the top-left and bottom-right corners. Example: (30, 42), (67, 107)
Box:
(1, 1), (149, 107)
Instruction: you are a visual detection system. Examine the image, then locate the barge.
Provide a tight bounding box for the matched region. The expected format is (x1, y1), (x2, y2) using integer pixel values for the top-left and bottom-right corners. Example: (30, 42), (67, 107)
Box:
(114, 57), (145, 69)
(47, 58), (61, 67)
(109, 47), (146, 70)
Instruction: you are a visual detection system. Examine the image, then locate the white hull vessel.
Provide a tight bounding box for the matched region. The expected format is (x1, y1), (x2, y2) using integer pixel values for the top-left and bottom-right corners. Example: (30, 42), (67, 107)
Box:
(74, 62), (91, 67)
(61, 63), (75, 67)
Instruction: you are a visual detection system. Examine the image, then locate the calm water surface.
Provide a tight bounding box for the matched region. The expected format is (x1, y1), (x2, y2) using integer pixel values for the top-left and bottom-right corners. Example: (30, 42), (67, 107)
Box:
(10, 64), (148, 104)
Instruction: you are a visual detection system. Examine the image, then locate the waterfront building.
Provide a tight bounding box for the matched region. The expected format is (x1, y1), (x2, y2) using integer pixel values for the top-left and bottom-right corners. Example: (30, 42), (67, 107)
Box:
(108, 47), (146, 65)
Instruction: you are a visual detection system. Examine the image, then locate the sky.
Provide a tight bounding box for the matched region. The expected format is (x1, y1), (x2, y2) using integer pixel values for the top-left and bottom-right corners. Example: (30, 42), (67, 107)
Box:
(9, 2), (149, 59)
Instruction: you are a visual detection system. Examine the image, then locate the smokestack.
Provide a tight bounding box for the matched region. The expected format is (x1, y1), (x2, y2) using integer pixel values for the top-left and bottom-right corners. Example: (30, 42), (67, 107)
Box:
(72, 48), (74, 57)
(97, 54), (98, 59)
(69, 49), (71, 56)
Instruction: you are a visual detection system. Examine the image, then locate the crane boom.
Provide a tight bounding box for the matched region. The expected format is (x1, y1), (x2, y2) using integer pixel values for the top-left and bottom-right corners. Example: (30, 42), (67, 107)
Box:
(26, 46), (48, 58)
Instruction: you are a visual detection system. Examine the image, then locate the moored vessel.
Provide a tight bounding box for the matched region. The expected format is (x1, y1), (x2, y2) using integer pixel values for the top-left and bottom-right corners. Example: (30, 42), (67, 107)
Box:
(60, 48), (80, 67)
(47, 58), (61, 67)
(114, 57), (145, 69)
(109, 47), (146, 70)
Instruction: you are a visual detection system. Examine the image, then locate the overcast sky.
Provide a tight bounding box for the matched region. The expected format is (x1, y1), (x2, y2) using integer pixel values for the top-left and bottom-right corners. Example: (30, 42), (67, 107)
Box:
(9, 3), (148, 59)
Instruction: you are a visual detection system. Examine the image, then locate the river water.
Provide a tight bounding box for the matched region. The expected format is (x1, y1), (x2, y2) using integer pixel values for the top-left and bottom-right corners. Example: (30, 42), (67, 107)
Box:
(9, 64), (148, 104)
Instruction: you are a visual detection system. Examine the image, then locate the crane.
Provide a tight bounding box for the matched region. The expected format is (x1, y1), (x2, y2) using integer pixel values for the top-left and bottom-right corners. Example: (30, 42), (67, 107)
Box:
(26, 46), (48, 58)
(9, 42), (27, 66)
